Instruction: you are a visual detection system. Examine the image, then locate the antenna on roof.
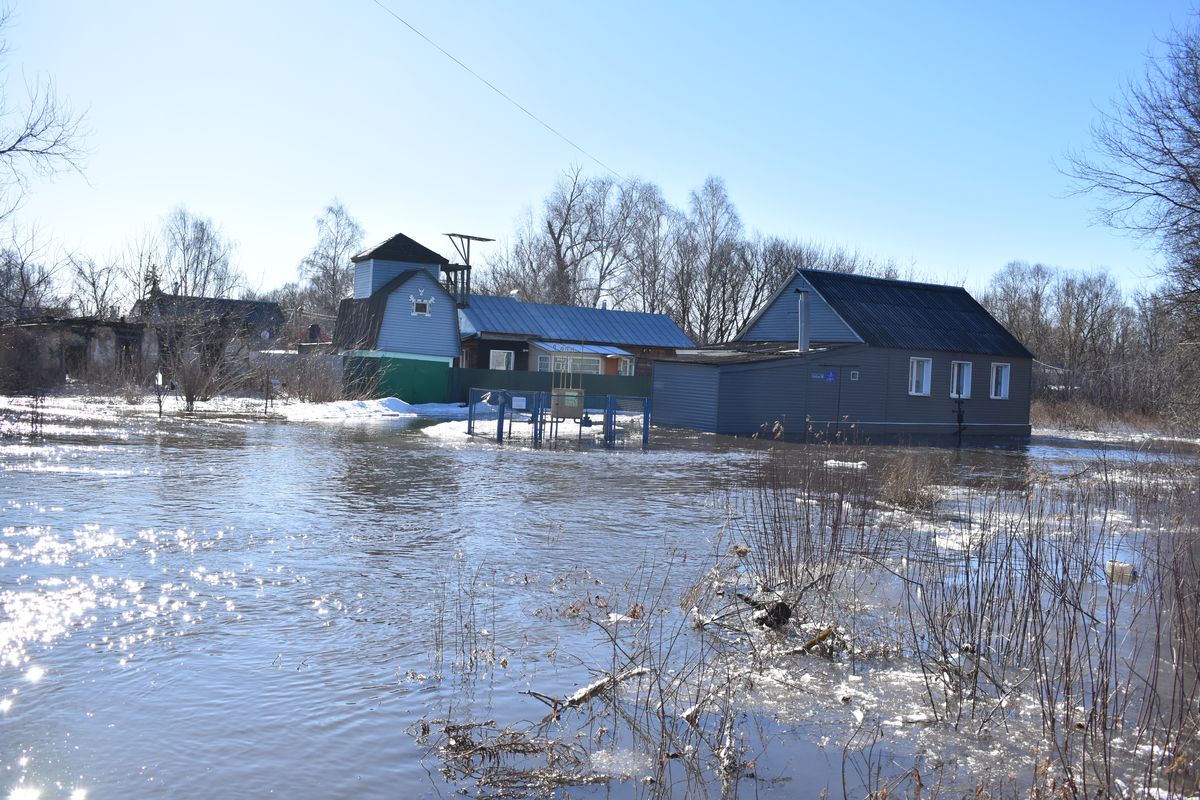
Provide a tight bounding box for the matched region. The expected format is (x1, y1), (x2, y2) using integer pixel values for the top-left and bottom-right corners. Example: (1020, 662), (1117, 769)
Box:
(442, 233), (494, 308)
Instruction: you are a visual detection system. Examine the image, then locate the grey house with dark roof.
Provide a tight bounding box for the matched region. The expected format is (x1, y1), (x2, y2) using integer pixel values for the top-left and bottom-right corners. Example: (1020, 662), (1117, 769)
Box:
(653, 269), (1034, 440)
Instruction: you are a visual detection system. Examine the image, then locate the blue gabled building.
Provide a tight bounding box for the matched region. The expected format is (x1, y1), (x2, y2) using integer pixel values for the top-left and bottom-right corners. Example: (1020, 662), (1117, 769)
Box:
(653, 269), (1034, 441)
(332, 233), (461, 403)
(332, 230), (694, 403)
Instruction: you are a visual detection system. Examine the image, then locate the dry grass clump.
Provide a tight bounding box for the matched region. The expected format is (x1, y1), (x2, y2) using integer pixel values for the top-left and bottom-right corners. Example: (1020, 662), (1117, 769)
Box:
(1030, 398), (1164, 432)
(879, 451), (942, 510)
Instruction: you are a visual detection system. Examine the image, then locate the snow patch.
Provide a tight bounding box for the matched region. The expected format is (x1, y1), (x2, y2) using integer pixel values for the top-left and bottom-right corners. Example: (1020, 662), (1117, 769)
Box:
(824, 459), (868, 470)
(276, 397), (418, 421)
(590, 747), (654, 778)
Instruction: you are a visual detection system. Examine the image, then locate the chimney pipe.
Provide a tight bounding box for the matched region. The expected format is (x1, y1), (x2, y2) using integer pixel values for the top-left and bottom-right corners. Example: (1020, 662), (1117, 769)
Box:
(794, 289), (810, 353)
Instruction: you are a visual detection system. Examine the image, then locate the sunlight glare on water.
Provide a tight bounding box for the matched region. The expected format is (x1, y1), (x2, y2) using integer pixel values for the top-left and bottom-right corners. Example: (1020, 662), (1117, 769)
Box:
(1, 395), (1194, 798)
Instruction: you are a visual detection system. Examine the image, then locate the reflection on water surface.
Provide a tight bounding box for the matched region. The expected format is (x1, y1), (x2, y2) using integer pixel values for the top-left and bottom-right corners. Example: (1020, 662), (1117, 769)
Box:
(1, 396), (1196, 798)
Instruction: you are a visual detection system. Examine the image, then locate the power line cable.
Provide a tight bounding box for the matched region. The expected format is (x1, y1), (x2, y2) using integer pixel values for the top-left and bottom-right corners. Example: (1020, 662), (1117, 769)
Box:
(368, 0), (620, 178)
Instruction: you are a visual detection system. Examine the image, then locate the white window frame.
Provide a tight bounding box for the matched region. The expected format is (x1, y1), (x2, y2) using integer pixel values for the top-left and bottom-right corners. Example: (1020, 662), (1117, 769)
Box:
(617, 357), (635, 376)
(489, 350), (514, 371)
(409, 293), (434, 317)
(545, 353), (602, 374)
(908, 357), (932, 396)
(536, 355), (551, 372)
(570, 356), (601, 375)
(990, 362), (1011, 400)
(950, 361), (972, 399)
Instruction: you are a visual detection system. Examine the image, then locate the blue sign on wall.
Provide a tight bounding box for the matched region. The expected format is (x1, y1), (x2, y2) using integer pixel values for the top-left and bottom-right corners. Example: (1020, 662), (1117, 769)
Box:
(810, 370), (838, 382)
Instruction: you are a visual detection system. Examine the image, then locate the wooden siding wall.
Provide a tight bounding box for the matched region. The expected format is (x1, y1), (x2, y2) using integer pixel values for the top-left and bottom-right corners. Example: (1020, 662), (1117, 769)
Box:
(375, 271), (461, 359)
(651, 361), (720, 432)
(740, 272), (861, 343)
(353, 258), (441, 299)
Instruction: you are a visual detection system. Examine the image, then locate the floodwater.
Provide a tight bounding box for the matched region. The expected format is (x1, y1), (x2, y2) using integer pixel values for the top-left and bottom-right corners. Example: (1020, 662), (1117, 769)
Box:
(1, 396), (1196, 799)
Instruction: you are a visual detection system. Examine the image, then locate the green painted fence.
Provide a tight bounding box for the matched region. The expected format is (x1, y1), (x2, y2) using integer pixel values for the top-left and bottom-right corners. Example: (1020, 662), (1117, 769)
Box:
(344, 355), (450, 405)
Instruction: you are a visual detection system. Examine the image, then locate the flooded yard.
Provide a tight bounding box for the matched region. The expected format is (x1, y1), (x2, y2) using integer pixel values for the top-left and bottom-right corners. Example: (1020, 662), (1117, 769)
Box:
(1, 396), (1197, 798)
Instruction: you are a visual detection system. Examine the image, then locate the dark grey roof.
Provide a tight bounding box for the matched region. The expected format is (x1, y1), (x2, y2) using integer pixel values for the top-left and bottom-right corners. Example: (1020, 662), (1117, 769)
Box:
(332, 269), (422, 350)
(352, 232), (448, 265)
(460, 295), (694, 349)
(658, 342), (860, 366)
(798, 270), (1034, 358)
(132, 291), (284, 333)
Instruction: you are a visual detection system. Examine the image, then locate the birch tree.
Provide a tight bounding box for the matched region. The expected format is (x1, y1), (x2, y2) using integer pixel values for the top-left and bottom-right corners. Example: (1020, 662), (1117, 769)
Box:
(158, 207), (239, 298)
(298, 200), (364, 316)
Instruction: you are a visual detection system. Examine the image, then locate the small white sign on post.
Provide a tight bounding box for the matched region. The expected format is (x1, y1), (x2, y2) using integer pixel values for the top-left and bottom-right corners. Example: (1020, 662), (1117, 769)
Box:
(511, 396), (527, 410)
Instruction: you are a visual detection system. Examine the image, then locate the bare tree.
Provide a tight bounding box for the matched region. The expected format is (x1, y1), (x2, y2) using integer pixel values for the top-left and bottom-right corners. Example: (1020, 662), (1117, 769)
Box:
(298, 199), (364, 316)
(621, 182), (679, 314)
(67, 252), (127, 317)
(475, 209), (547, 300)
(158, 207), (239, 298)
(0, 227), (60, 319)
(982, 261), (1056, 358)
(580, 175), (636, 308)
(120, 226), (163, 308)
(682, 176), (743, 344)
(1068, 21), (1200, 328)
(0, 9), (85, 223)
(156, 313), (251, 412)
(542, 166), (600, 305)
(480, 168), (639, 308)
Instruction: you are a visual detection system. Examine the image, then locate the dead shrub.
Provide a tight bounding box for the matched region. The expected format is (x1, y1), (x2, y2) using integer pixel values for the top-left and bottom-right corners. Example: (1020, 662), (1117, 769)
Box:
(879, 452), (940, 510)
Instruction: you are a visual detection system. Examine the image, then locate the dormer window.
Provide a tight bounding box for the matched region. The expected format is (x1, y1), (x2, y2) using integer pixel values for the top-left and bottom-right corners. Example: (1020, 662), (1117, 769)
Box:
(410, 292), (434, 317)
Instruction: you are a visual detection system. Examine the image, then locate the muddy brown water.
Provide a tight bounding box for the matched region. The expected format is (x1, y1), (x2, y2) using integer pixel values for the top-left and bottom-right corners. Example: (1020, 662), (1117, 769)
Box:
(1, 397), (1195, 798)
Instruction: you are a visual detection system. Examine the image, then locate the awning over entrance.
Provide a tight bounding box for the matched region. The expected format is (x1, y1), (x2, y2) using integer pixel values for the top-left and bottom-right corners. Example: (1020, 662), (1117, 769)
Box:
(531, 341), (633, 356)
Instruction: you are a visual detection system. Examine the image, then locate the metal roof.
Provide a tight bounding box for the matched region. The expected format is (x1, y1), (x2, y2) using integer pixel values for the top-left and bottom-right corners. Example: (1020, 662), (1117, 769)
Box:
(798, 270), (1034, 358)
(461, 295), (694, 349)
(532, 341), (632, 356)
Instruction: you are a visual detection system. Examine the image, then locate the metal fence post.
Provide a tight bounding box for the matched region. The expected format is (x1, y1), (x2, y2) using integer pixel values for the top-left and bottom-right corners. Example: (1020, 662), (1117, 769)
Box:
(467, 389), (476, 436)
(642, 397), (651, 447)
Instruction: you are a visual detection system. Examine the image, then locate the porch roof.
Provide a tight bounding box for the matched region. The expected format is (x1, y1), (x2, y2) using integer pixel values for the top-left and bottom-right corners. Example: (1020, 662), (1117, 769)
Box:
(531, 341), (632, 356)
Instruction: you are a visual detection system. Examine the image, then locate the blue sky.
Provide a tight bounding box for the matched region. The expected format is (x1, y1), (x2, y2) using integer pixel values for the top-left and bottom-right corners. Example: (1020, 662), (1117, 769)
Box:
(9, 1), (1191, 297)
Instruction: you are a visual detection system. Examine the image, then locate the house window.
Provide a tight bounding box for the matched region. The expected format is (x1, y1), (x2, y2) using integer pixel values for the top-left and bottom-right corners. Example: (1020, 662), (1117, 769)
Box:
(410, 294), (434, 316)
(990, 363), (1011, 399)
(489, 350), (514, 371)
(545, 354), (601, 374)
(908, 357), (932, 396)
(618, 357), (635, 376)
(570, 356), (601, 374)
(950, 361), (972, 399)
(850, 370), (860, 381)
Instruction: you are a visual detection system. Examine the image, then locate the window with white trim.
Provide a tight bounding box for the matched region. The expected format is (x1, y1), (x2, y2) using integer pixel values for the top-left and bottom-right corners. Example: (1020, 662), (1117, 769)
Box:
(990, 363), (1011, 399)
(950, 361), (972, 399)
(409, 293), (433, 316)
(543, 354), (602, 374)
(617, 357), (635, 376)
(489, 350), (514, 371)
(908, 357), (932, 396)
(570, 356), (601, 374)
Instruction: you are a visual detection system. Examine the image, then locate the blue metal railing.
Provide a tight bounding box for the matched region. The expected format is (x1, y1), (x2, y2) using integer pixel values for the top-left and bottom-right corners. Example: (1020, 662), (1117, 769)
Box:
(465, 388), (651, 448)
